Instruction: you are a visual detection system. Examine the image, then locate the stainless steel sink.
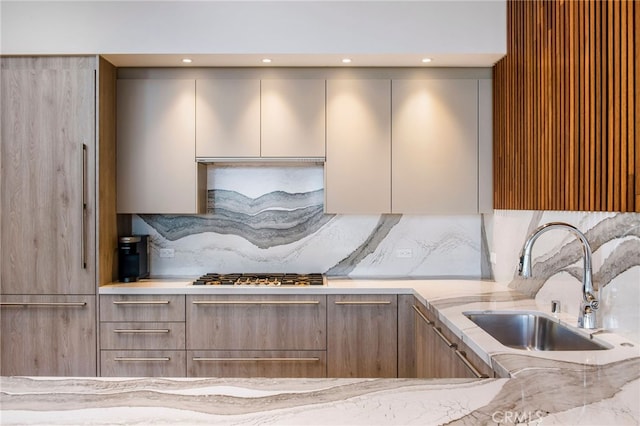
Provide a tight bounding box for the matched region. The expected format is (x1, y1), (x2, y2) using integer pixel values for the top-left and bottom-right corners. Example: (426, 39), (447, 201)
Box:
(463, 311), (611, 351)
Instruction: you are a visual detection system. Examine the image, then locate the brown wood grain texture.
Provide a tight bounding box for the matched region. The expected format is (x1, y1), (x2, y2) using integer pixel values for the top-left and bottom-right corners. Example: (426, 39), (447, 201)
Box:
(98, 58), (119, 285)
(494, 0), (638, 212)
(627, 2), (640, 211)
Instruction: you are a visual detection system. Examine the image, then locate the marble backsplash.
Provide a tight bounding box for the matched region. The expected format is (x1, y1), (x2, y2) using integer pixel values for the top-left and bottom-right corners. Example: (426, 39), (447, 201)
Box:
(133, 164), (484, 278)
(488, 210), (640, 343)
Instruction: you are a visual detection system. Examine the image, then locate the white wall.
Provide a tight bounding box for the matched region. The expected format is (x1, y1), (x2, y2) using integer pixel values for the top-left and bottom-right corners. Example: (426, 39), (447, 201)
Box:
(1, 1), (506, 60)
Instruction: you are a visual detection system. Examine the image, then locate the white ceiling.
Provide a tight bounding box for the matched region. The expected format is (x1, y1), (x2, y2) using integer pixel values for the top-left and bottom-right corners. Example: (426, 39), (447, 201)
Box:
(2, 1), (506, 68)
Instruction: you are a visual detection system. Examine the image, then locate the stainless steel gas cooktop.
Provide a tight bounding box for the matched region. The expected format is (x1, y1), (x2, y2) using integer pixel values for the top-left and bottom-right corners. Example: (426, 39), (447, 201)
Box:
(192, 273), (325, 287)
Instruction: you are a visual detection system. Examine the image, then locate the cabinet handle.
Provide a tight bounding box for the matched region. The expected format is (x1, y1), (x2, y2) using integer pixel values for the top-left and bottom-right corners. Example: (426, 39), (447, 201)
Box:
(113, 329), (170, 334)
(192, 301), (319, 305)
(112, 300), (170, 305)
(433, 326), (457, 348)
(0, 302), (87, 307)
(411, 304), (433, 325)
(81, 143), (87, 269)
(114, 357), (171, 362)
(192, 357), (320, 362)
(454, 349), (489, 379)
(334, 301), (392, 305)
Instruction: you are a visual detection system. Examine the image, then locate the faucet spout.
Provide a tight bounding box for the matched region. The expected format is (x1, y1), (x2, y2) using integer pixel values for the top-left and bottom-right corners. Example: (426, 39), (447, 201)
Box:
(518, 222), (599, 329)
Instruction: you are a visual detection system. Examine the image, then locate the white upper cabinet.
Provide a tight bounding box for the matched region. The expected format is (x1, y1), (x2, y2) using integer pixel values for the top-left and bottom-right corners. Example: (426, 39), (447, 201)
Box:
(325, 79), (392, 214)
(196, 78), (325, 159)
(196, 79), (261, 158)
(261, 79), (325, 158)
(117, 79), (206, 214)
(392, 79), (479, 214)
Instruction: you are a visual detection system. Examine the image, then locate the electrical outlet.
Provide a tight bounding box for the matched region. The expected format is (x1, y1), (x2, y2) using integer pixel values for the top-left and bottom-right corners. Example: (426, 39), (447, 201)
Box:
(396, 248), (413, 258)
(159, 248), (175, 258)
(490, 252), (497, 264)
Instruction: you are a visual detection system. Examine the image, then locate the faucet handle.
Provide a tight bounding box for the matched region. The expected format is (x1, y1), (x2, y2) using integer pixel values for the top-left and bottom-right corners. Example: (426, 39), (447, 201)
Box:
(551, 300), (561, 314)
(585, 292), (599, 310)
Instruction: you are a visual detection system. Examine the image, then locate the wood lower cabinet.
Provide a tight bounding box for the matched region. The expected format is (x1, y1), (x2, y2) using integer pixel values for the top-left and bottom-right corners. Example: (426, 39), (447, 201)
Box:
(397, 294), (417, 378)
(0, 295), (96, 376)
(100, 322), (186, 350)
(187, 350), (326, 378)
(327, 294), (398, 378)
(100, 351), (186, 377)
(186, 294), (327, 377)
(413, 301), (490, 379)
(186, 295), (326, 350)
(100, 295), (186, 322)
(99, 295), (186, 377)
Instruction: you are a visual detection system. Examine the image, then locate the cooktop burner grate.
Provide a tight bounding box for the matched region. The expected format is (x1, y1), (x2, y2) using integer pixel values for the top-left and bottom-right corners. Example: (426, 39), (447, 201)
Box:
(192, 273), (324, 287)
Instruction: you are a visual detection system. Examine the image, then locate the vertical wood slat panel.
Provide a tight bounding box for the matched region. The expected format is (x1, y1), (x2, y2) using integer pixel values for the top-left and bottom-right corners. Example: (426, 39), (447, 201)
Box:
(493, 0), (638, 212)
(635, 0), (640, 209)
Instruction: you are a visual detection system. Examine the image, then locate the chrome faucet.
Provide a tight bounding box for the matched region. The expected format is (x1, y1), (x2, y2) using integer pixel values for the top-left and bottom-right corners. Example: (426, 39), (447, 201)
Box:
(518, 222), (599, 329)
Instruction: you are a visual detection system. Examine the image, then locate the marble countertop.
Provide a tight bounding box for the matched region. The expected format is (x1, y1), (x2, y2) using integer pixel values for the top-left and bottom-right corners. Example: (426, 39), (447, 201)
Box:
(99, 277), (640, 372)
(2, 278), (638, 425)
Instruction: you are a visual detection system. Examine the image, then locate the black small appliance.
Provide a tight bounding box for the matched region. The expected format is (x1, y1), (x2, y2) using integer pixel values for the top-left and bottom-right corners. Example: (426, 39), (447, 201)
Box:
(118, 235), (149, 282)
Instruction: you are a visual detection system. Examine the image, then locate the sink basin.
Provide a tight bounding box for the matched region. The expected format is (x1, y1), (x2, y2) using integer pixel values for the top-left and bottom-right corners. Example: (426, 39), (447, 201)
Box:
(463, 311), (611, 351)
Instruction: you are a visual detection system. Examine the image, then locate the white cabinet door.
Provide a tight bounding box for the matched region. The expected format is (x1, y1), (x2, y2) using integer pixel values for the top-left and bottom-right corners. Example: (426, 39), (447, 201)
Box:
(195, 79), (260, 158)
(117, 79), (205, 214)
(261, 79), (325, 158)
(392, 79), (478, 213)
(326, 79), (391, 214)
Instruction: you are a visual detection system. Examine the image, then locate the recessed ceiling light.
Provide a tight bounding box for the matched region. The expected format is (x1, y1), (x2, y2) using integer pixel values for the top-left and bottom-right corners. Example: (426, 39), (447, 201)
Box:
(262, 58), (272, 63)
(342, 58), (352, 64)
(182, 58), (192, 64)
(421, 58), (433, 63)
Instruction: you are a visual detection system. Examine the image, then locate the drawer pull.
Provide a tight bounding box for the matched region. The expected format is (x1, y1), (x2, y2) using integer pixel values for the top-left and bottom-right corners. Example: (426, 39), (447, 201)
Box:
(192, 357), (320, 362)
(411, 304), (433, 325)
(334, 301), (392, 305)
(114, 357), (171, 362)
(0, 302), (86, 307)
(433, 326), (456, 348)
(454, 349), (489, 379)
(113, 329), (170, 334)
(112, 301), (170, 305)
(192, 301), (320, 305)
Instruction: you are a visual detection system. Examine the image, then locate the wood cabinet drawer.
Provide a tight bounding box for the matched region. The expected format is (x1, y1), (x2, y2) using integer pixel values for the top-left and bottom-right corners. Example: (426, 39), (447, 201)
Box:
(187, 350), (326, 378)
(187, 295), (326, 350)
(327, 294), (398, 378)
(100, 350), (186, 377)
(100, 295), (185, 322)
(100, 322), (185, 350)
(0, 295), (97, 376)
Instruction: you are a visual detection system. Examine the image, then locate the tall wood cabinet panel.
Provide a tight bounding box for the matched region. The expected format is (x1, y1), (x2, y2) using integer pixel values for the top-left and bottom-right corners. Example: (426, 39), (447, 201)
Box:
(0, 56), (104, 376)
(1, 56), (96, 295)
(325, 79), (392, 214)
(327, 294), (398, 378)
(195, 79), (261, 158)
(392, 79), (478, 214)
(261, 79), (326, 158)
(117, 79), (206, 214)
(0, 295), (96, 376)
